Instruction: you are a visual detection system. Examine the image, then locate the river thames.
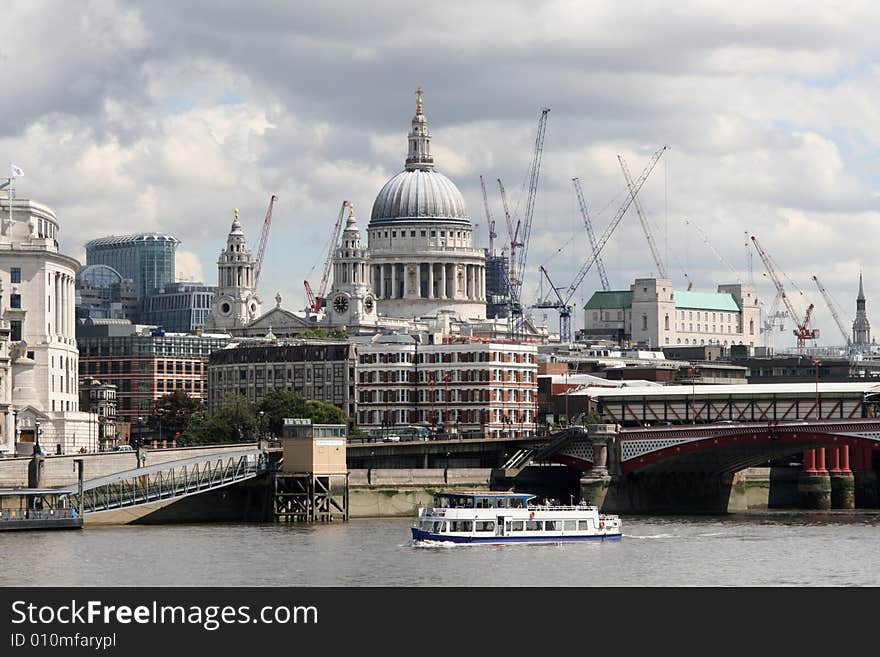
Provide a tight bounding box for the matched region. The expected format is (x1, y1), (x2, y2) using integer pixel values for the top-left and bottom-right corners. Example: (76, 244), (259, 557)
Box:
(1, 511), (878, 587)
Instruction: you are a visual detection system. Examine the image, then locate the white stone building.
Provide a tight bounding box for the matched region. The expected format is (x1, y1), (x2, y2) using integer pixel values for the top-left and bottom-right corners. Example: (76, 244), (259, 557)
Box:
(583, 277), (761, 349)
(0, 191), (92, 454)
(205, 209), (262, 331)
(362, 89), (487, 323)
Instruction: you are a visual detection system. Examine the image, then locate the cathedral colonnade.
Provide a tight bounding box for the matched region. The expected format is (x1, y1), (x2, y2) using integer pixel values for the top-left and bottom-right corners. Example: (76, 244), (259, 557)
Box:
(371, 262), (485, 301)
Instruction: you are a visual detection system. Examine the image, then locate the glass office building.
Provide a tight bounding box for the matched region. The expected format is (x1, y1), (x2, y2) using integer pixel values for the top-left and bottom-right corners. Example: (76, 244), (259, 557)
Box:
(142, 282), (217, 333)
(85, 233), (180, 301)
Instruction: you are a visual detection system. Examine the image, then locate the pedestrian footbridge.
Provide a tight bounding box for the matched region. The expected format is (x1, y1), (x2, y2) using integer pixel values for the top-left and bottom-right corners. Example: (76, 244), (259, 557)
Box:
(72, 448), (268, 514)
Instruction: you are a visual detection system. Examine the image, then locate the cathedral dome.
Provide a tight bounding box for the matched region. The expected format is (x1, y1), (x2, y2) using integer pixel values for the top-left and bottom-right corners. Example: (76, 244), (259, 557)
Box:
(369, 87), (469, 228)
(370, 169), (468, 227)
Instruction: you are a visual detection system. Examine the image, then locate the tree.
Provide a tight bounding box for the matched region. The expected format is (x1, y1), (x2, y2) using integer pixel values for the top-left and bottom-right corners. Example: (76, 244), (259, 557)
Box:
(150, 390), (203, 434)
(182, 394), (257, 445)
(305, 399), (346, 425)
(257, 390), (307, 435)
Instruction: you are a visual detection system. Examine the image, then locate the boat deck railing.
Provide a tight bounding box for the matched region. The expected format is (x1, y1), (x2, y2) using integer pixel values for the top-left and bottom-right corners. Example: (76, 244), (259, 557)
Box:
(0, 508), (78, 523)
(526, 504), (599, 512)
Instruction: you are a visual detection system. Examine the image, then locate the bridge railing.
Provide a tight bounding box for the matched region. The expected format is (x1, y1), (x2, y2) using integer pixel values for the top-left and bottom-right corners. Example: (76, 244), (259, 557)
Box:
(69, 450), (268, 514)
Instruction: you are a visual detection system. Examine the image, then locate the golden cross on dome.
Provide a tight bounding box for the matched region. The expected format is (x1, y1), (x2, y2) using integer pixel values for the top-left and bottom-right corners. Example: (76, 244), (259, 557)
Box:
(349, 202), (355, 217)
(415, 86), (424, 115)
(234, 208), (239, 221)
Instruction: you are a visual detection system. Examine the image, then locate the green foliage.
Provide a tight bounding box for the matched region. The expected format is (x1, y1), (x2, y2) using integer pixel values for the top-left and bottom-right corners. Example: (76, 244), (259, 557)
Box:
(150, 390), (203, 432)
(304, 399), (346, 424)
(257, 390), (306, 435)
(183, 390), (347, 445)
(296, 328), (348, 340)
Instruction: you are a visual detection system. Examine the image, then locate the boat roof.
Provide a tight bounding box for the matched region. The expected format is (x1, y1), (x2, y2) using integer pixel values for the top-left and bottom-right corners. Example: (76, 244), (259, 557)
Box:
(438, 491), (534, 498)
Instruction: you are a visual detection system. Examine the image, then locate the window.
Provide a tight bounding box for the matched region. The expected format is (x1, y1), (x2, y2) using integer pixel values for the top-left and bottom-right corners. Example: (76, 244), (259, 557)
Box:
(10, 320), (21, 341)
(10, 294), (21, 309)
(564, 520), (576, 531)
(525, 520), (542, 531)
(578, 520), (592, 531)
(10, 268), (21, 283)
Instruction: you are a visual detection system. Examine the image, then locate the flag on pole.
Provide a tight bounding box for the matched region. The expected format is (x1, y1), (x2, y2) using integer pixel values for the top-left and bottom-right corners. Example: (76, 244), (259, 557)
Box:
(10, 164), (24, 178)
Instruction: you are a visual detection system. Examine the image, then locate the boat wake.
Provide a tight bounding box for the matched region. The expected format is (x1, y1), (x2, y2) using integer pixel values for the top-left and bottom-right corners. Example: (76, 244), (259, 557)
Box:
(624, 533), (675, 539)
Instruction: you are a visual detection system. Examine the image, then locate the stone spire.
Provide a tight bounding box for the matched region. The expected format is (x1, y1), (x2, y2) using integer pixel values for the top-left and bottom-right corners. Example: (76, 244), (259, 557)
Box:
(853, 271), (871, 346)
(405, 86), (434, 171)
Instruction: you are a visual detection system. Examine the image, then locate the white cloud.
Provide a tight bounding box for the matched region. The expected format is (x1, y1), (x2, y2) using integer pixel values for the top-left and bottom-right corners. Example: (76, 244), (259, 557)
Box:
(6, 0), (880, 347)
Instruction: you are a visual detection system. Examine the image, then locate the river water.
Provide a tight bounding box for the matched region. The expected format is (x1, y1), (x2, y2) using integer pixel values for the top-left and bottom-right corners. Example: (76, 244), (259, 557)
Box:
(1, 512), (878, 587)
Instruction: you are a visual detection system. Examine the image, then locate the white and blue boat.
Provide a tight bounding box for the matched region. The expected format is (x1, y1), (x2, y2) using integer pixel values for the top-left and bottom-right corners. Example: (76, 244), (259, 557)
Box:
(411, 491), (622, 545)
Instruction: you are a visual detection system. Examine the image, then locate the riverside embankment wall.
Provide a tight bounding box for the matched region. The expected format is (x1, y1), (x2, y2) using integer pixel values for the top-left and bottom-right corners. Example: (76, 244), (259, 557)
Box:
(348, 468), (492, 518)
(347, 467), (782, 517)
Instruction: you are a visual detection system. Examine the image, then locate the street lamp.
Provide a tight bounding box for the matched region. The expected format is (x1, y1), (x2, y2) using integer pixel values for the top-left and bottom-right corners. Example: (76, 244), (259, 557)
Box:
(258, 410), (266, 441)
(34, 420), (42, 455)
(137, 416), (144, 447)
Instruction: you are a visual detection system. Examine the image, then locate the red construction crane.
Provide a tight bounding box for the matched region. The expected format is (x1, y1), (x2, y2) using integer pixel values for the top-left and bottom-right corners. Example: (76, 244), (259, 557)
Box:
(304, 200), (347, 312)
(253, 194), (277, 289)
(750, 235), (818, 349)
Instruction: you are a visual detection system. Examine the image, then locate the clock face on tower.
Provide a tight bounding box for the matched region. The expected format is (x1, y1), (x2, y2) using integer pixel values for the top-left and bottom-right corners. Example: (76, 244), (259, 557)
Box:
(333, 294), (349, 314)
(364, 296), (374, 313)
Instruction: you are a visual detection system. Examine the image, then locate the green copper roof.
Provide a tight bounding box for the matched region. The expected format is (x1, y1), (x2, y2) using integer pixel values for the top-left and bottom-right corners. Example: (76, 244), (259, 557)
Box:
(673, 290), (740, 312)
(584, 290), (633, 310)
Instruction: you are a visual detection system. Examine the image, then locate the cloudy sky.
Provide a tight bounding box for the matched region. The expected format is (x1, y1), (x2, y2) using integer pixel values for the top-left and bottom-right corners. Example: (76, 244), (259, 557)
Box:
(4, 0), (880, 349)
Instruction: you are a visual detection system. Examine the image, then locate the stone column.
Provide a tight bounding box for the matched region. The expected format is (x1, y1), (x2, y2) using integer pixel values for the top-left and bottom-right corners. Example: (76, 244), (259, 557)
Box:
(441, 264), (447, 299)
(54, 272), (61, 336)
(830, 444), (855, 509)
(415, 263), (421, 298)
(390, 264), (396, 299)
(379, 265), (386, 299)
(798, 447), (831, 510)
(67, 276), (74, 337)
(853, 443), (878, 508)
(579, 424), (618, 511)
(428, 263), (434, 299)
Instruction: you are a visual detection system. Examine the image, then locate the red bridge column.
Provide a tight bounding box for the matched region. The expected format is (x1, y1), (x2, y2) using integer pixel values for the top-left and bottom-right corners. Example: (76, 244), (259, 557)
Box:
(798, 447), (831, 510)
(853, 443), (879, 508)
(829, 444), (854, 509)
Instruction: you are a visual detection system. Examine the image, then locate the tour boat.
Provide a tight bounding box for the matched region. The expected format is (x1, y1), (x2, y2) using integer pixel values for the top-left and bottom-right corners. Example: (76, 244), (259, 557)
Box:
(411, 491), (621, 545)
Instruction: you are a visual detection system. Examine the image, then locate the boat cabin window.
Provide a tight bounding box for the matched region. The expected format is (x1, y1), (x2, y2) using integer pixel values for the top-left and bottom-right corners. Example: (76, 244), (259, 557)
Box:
(578, 520), (592, 531)
(563, 520), (576, 531)
(476, 497), (493, 509)
(506, 520), (524, 532)
(475, 521), (495, 532)
(525, 520), (542, 531)
(436, 496), (475, 508)
(508, 498), (525, 509)
(544, 520), (559, 531)
(450, 520), (473, 532)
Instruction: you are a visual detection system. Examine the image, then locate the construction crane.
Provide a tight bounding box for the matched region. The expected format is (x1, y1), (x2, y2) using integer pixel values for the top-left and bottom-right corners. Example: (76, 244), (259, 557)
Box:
(760, 293), (788, 338)
(514, 108), (550, 312)
(253, 194), (277, 288)
(686, 219), (742, 283)
(750, 235), (818, 349)
(535, 144), (668, 341)
(480, 175), (497, 256)
(572, 177), (609, 292)
(497, 178), (518, 297)
(619, 155), (668, 279)
(304, 200), (347, 313)
(812, 275), (851, 348)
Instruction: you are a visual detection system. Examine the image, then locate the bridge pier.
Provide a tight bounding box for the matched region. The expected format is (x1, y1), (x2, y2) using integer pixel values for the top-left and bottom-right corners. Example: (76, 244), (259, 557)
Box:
(578, 424), (617, 510)
(852, 443), (878, 508)
(827, 445), (855, 510)
(798, 448), (831, 510)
